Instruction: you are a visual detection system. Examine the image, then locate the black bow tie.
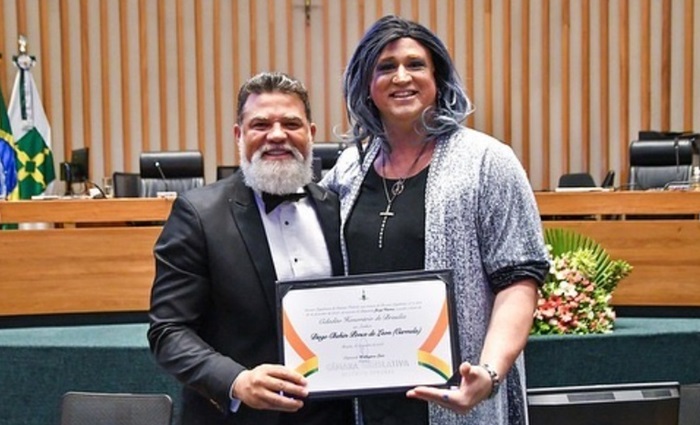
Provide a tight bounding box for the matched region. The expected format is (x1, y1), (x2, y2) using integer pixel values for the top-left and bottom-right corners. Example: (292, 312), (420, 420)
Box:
(262, 192), (307, 213)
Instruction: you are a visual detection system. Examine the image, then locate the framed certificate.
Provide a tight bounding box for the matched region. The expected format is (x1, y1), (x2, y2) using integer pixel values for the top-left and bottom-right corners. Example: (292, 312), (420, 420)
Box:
(276, 269), (460, 399)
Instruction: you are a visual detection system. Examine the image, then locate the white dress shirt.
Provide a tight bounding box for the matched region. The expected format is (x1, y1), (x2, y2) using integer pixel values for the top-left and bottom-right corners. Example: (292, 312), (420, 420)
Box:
(256, 190), (332, 281)
(230, 189), (332, 411)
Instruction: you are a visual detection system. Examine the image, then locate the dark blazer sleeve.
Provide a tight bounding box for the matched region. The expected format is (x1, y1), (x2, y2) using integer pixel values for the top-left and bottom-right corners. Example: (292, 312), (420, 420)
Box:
(147, 194), (244, 412)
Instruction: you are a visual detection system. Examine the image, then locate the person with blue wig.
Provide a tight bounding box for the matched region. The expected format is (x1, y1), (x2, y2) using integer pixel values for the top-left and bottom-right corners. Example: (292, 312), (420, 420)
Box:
(322, 15), (549, 425)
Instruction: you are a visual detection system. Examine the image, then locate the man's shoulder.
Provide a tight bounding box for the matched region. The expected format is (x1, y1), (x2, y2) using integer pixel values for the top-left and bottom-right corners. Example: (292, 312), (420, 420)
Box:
(178, 175), (246, 210)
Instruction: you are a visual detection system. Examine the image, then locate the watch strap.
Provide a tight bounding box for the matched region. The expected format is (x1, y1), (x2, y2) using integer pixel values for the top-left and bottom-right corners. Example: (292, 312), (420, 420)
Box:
(479, 363), (500, 399)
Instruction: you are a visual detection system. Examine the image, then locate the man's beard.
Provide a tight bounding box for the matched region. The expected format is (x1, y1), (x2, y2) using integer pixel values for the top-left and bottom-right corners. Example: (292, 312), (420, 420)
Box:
(238, 139), (313, 195)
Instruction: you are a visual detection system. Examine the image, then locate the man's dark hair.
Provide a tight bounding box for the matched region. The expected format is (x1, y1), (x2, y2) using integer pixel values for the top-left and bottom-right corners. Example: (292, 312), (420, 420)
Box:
(236, 72), (312, 123)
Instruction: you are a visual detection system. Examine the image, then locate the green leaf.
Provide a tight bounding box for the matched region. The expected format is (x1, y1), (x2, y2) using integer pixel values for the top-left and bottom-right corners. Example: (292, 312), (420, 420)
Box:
(544, 228), (632, 292)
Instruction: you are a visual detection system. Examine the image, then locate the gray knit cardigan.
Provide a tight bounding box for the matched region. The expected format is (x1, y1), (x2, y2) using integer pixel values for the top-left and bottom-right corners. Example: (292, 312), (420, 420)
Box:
(322, 127), (548, 425)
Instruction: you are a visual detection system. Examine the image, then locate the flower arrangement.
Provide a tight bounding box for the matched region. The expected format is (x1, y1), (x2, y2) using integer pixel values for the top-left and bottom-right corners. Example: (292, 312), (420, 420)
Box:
(531, 228), (633, 335)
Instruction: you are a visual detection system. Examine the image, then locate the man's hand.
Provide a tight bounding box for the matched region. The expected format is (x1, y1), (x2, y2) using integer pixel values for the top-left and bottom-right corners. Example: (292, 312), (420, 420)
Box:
(231, 364), (308, 411)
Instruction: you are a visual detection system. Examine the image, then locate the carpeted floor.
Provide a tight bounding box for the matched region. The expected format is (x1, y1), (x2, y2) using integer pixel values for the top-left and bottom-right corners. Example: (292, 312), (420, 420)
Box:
(1, 317), (698, 425)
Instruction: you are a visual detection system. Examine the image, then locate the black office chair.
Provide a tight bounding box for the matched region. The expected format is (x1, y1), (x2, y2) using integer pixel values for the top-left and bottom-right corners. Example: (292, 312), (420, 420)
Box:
(60, 391), (173, 425)
(139, 150), (205, 197)
(557, 173), (597, 188)
(312, 142), (348, 179)
(216, 165), (239, 180)
(112, 172), (141, 198)
(628, 138), (694, 190)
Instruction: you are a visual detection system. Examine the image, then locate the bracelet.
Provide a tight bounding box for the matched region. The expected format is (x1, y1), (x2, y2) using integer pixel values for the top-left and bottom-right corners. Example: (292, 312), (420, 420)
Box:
(479, 364), (500, 399)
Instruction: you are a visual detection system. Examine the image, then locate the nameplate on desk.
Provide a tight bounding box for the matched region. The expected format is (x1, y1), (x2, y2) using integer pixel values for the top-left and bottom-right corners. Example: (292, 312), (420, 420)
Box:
(663, 184), (690, 191)
(156, 191), (178, 199)
(276, 270), (460, 399)
(554, 187), (612, 193)
(30, 195), (61, 200)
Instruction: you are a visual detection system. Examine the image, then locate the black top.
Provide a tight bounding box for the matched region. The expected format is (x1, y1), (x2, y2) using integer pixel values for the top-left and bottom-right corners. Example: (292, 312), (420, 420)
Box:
(346, 165), (428, 274)
(345, 164), (429, 425)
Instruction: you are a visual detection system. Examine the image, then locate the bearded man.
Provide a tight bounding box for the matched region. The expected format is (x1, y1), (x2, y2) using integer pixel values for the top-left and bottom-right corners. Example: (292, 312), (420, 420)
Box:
(148, 72), (353, 425)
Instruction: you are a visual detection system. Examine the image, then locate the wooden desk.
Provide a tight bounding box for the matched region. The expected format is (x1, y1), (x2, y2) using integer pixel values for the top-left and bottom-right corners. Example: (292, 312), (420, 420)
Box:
(535, 191), (700, 307)
(0, 198), (174, 224)
(1, 192), (699, 316)
(536, 190), (700, 216)
(0, 199), (174, 316)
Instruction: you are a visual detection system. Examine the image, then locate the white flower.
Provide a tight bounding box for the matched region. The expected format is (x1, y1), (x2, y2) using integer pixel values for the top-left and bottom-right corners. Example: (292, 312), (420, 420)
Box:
(554, 280), (578, 298)
(554, 269), (568, 281)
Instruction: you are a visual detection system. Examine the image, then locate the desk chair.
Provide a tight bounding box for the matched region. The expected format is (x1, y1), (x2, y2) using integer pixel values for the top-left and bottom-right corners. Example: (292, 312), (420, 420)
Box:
(628, 139), (694, 190)
(139, 150), (204, 197)
(557, 173), (597, 188)
(112, 172), (141, 198)
(313, 141), (348, 179)
(216, 165), (239, 180)
(60, 391), (172, 425)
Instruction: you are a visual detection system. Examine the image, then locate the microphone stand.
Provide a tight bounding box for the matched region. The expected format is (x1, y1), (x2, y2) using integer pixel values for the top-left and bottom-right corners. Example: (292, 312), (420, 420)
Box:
(154, 161), (176, 198)
(155, 161), (169, 189)
(88, 180), (108, 198)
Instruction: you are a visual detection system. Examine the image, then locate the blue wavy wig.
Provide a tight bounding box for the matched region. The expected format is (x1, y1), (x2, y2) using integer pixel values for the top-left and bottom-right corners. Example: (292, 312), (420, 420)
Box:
(342, 15), (474, 154)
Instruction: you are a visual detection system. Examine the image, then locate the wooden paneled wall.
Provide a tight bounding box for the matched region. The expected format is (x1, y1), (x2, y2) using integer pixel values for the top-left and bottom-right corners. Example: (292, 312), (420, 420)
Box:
(1, 0), (698, 189)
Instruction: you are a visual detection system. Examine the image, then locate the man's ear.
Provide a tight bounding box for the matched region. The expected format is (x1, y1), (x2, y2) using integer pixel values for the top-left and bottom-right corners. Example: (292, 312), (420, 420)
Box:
(234, 124), (242, 139)
(309, 123), (317, 139)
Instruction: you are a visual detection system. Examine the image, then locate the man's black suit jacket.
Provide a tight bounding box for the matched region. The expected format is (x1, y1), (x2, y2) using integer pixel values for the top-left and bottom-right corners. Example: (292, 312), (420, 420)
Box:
(147, 173), (352, 425)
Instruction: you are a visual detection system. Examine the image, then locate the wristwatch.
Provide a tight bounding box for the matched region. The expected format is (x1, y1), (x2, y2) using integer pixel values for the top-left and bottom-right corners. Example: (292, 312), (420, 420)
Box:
(479, 364), (500, 398)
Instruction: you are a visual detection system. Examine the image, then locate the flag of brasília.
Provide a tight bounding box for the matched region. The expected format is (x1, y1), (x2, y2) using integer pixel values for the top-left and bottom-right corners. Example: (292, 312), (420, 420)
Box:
(8, 56), (55, 199)
(0, 84), (17, 198)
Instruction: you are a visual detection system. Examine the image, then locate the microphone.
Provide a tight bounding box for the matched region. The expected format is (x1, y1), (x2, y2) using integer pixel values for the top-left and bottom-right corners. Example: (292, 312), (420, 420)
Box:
(154, 161), (167, 181)
(153, 160), (176, 199)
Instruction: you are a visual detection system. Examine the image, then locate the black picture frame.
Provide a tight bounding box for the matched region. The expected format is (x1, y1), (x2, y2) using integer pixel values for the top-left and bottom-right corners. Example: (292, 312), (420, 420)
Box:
(276, 269), (460, 399)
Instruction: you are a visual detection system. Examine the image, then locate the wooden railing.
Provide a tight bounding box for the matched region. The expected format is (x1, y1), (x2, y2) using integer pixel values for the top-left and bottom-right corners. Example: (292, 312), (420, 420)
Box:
(1, 192), (699, 316)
